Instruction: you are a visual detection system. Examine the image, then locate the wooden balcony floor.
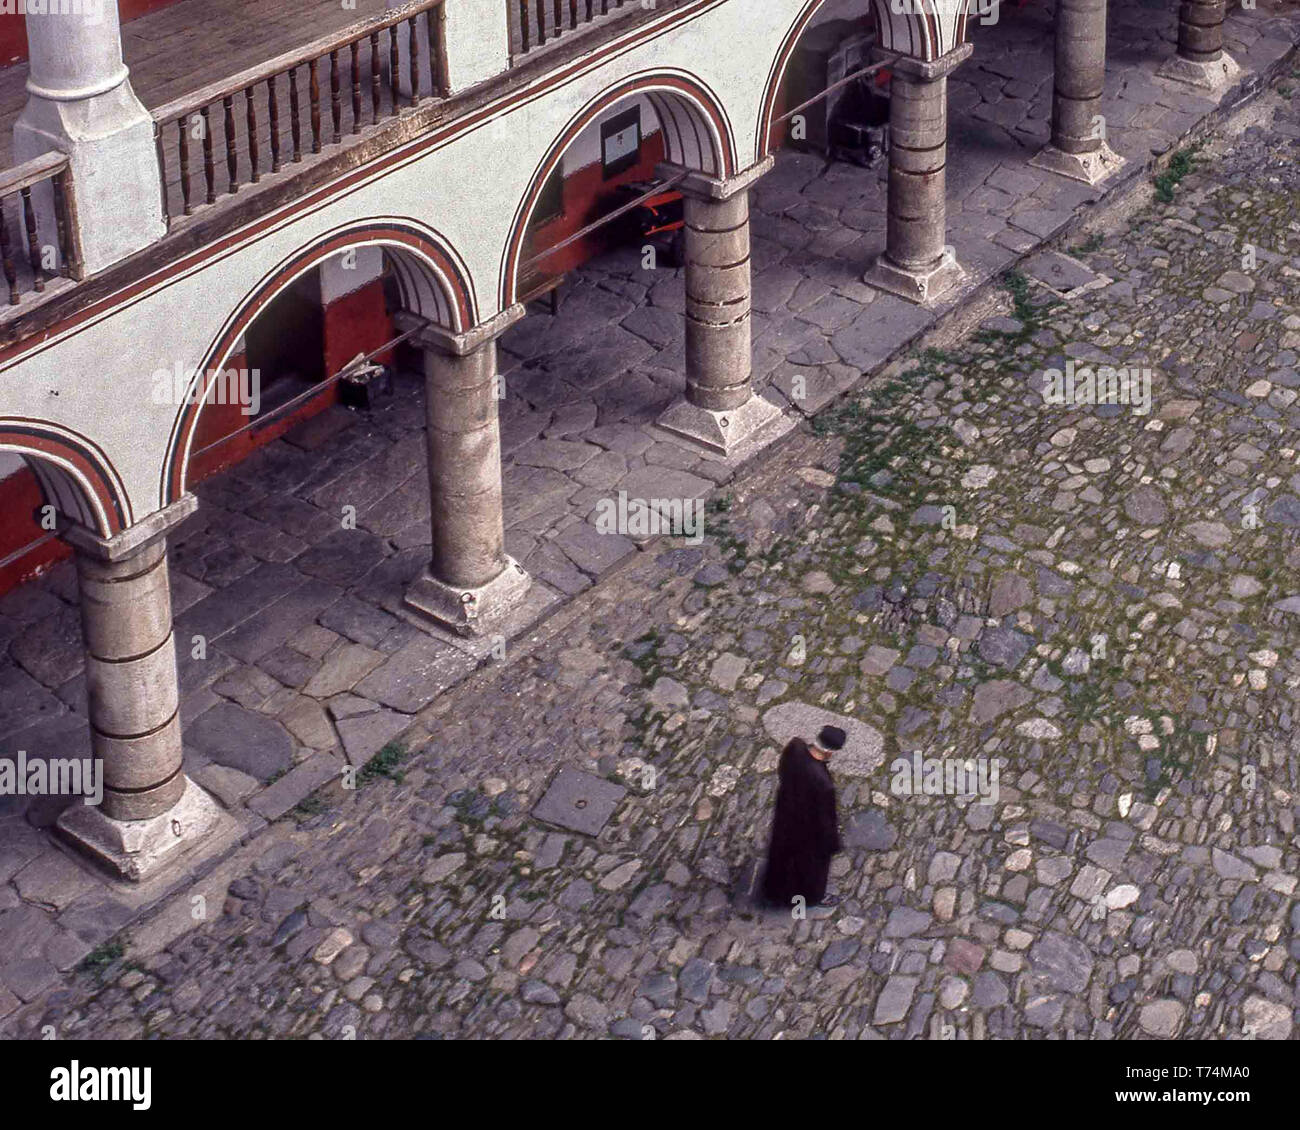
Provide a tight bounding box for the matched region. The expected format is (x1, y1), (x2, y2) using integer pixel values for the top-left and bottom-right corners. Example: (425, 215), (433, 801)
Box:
(0, 0), (391, 167)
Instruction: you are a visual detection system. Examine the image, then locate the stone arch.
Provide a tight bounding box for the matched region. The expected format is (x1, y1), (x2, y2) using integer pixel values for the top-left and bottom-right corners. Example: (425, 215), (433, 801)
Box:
(756, 0), (840, 159)
(0, 420), (130, 537)
(499, 68), (739, 309)
(868, 0), (969, 62)
(160, 219), (476, 506)
(757, 0), (971, 157)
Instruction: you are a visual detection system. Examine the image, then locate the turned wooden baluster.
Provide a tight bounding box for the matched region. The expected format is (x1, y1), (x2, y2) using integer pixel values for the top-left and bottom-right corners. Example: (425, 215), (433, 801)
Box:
(350, 41), (362, 133)
(554, 0), (563, 36)
(330, 50), (342, 144)
(1, 203), (19, 305)
(153, 120), (171, 228)
(409, 17), (420, 102)
(246, 87), (260, 183)
(370, 30), (382, 121)
(54, 172), (76, 278)
(223, 95), (238, 194)
(535, 0), (546, 44)
(289, 67), (303, 161)
(268, 75), (282, 173)
(20, 187), (43, 292)
(389, 25), (400, 112)
(201, 104), (216, 204)
(519, 1), (530, 52)
(309, 59), (323, 153)
(427, 4), (441, 94)
(178, 118), (194, 215)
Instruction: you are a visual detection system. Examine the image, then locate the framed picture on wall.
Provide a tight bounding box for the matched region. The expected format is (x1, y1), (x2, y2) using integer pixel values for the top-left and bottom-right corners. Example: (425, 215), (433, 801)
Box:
(601, 106), (642, 179)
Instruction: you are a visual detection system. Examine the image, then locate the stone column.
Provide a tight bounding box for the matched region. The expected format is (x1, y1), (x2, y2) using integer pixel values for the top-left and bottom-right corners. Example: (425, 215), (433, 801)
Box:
(865, 45), (971, 305)
(1030, 0), (1125, 185)
(1159, 1), (1241, 91)
(56, 497), (223, 882)
(655, 156), (789, 458)
(14, 0), (165, 275)
(398, 306), (532, 635)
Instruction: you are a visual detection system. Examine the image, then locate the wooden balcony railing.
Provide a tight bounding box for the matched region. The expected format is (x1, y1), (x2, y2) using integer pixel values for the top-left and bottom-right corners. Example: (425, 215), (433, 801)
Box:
(150, 0), (448, 228)
(510, 0), (633, 57)
(0, 151), (79, 307)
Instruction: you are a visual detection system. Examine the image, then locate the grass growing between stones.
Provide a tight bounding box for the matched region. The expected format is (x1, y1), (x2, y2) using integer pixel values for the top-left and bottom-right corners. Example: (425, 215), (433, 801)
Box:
(359, 741), (409, 785)
(79, 939), (126, 980)
(1154, 142), (1204, 204)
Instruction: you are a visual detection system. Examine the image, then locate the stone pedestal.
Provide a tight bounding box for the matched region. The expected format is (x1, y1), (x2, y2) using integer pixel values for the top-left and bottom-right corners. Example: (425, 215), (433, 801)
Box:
(1031, 0), (1125, 185)
(654, 157), (786, 457)
(401, 307), (532, 635)
(1158, 0), (1240, 91)
(14, 0), (165, 274)
(57, 496), (222, 882)
(864, 46), (970, 306)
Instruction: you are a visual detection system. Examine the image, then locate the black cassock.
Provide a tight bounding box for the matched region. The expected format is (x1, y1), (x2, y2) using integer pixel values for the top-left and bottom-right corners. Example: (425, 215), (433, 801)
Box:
(763, 738), (842, 906)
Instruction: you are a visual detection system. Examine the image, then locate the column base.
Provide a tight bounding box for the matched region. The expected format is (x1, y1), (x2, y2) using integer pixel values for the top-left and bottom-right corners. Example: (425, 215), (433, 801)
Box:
(1156, 51), (1241, 92)
(864, 247), (965, 306)
(56, 777), (223, 883)
(656, 392), (790, 458)
(404, 557), (532, 636)
(1029, 142), (1126, 186)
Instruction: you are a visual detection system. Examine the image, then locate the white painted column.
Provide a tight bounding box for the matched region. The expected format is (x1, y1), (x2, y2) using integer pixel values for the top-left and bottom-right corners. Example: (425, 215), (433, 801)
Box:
(398, 306), (533, 636)
(1030, 0), (1125, 185)
(655, 157), (791, 459)
(864, 46), (971, 305)
(56, 497), (224, 882)
(14, 0), (165, 275)
(1159, 0), (1241, 91)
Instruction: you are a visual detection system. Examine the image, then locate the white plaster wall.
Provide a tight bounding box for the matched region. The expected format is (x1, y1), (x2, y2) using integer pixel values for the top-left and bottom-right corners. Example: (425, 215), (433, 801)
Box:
(812, 0), (867, 25)
(561, 94), (662, 174)
(320, 245), (386, 303)
(388, 0), (512, 95)
(0, 0), (820, 526)
(442, 0), (513, 93)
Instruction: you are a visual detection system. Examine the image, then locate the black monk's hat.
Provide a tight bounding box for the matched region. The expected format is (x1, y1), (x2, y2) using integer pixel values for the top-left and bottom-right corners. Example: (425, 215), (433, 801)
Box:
(817, 725), (847, 751)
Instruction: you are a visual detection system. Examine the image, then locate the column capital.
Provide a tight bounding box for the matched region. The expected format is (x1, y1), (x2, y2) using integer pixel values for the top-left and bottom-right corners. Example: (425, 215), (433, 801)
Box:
(395, 304), (526, 357)
(655, 155), (775, 203)
(878, 41), (973, 82)
(60, 495), (198, 563)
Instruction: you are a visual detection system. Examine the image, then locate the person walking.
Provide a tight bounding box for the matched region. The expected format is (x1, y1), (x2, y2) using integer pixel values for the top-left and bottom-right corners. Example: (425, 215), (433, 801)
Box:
(762, 725), (845, 909)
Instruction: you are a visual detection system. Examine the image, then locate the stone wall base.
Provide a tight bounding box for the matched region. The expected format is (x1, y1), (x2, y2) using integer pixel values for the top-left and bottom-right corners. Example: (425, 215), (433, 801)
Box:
(656, 392), (791, 458)
(1157, 51), (1242, 91)
(405, 557), (532, 636)
(864, 247), (965, 306)
(57, 778), (224, 883)
(1030, 141), (1126, 186)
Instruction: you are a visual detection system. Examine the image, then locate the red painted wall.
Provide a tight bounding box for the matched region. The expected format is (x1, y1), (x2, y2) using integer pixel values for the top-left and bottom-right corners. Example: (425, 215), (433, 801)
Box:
(0, 465), (70, 592)
(529, 130), (668, 278)
(323, 278), (393, 379)
(0, 0), (183, 67)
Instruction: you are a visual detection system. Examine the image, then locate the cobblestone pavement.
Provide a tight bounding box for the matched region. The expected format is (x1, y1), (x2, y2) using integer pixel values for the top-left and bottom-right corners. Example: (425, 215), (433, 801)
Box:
(6, 74), (1300, 1040)
(2, 10), (1298, 987)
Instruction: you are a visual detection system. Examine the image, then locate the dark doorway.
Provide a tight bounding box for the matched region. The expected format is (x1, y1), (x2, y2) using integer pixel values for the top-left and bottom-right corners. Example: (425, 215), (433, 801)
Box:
(244, 269), (326, 417)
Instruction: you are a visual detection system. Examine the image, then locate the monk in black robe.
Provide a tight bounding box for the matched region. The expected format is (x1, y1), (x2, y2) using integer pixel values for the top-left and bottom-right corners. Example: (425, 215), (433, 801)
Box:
(763, 726), (845, 908)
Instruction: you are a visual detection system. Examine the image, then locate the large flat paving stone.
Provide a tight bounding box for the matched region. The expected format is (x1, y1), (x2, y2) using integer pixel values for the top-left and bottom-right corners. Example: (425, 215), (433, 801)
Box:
(186, 702), (294, 782)
(353, 636), (477, 714)
(761, 701), (885, 778)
